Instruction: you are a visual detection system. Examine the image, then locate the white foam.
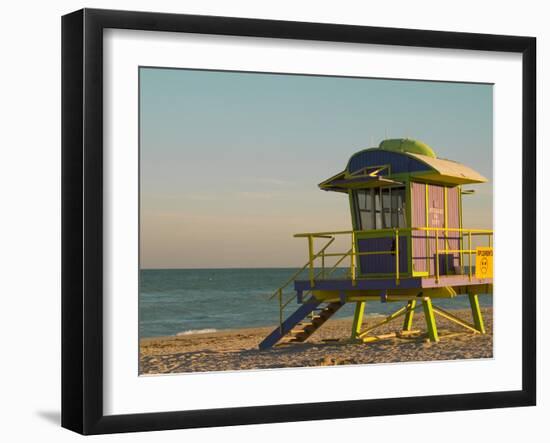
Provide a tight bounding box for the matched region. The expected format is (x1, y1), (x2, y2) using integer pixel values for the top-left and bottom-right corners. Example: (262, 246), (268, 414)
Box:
(176, 328), (217, 336)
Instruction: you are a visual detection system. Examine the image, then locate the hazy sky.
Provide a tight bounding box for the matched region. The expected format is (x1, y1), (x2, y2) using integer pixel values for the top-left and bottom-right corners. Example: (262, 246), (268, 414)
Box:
(140, 68), (493, 269)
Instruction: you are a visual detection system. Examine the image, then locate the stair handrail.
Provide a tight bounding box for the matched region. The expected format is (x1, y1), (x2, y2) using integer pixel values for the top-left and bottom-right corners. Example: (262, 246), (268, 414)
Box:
(276, 246), (353, 332)
(285, 247), (352, 306)
(280, 248), (352, 308)
(268, 236), (336, 301)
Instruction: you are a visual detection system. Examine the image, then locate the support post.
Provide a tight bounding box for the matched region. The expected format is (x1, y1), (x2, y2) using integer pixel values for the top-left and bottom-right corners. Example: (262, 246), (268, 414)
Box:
(350, 231), (356, 286)
(444, 186), (448, 275)
(308, 235), (315, 288)
(422, 297), (439, 342)
(351, 301), (366, 339)
(402, 299), (417, 331)
(468, 293), (486, 334)
(435, 230), (440, 283)
(278, 288), (283, 333)
(395, 229), (400, 286)
(468, 230), (472, 281)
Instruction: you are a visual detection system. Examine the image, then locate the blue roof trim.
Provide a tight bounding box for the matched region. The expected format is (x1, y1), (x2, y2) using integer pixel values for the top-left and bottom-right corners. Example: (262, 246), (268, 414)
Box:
(347, 149), (431, 175)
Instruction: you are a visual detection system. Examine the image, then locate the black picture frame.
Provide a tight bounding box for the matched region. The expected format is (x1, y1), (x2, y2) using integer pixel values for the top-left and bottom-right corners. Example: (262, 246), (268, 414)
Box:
(61, 8), (536, 435)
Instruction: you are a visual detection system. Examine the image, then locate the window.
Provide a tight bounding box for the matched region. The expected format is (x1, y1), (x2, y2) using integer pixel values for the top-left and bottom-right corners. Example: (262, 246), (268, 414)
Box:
(354, 187), (407, 230)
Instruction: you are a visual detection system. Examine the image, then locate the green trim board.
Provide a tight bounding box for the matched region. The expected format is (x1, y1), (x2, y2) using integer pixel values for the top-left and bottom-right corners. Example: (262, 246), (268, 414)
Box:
(348, 164), (392, 178)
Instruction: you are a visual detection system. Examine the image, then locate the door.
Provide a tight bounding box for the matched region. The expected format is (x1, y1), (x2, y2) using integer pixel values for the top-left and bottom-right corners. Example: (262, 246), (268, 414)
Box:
(411, 183), (461, 277)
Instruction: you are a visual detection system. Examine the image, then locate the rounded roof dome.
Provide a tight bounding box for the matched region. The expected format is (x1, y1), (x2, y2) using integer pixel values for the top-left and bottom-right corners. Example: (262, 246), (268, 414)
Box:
(379, 138), (436, 158)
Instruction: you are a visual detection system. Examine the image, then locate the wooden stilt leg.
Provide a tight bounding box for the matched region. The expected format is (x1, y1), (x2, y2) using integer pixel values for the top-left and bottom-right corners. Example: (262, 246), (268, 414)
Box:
(351, 301), (366, 339)
(422, 297), (439, 342)
(402, 299), (416, 331)
(468, 293), (486, 334)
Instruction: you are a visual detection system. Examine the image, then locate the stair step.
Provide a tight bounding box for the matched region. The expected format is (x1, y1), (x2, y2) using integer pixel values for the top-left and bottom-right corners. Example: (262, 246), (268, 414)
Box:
(300, 319), (319, 324)
(297, 322), (315, 328)
(259, 301), (345, 350)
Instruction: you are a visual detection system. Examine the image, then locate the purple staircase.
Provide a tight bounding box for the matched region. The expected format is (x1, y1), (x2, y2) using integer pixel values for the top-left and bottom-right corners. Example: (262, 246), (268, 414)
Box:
(259, 300), (344, 350)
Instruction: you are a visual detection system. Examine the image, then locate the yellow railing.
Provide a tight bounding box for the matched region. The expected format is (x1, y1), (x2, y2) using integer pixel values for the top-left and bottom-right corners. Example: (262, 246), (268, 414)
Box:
(268, 238), (350, 332)
(269, 227), (492, 332)
(293, 227), (493, 286)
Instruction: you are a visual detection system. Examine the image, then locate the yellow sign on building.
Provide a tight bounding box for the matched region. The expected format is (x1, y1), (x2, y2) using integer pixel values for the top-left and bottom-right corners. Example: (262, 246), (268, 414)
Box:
(475, 247), (493, 279)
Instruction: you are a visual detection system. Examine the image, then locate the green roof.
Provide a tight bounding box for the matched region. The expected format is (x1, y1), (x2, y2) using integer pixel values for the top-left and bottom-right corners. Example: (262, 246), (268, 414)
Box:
(379, 138), (437, 158)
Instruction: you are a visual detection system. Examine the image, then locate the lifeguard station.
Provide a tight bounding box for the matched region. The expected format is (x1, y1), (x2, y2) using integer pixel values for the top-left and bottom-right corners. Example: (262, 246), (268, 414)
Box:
(259, 138), (493, 350)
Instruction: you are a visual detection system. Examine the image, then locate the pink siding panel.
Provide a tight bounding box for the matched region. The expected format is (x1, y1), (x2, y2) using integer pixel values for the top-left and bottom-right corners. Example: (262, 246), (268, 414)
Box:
(447, 187), (460, 229)
(411, 182), (426, 227)
(446, 186), (461, 272)
(411, 182), (427, 273)
(428, 185), (445, 229)
(411, 184), (462, 276)
(427, 184), (444, 275)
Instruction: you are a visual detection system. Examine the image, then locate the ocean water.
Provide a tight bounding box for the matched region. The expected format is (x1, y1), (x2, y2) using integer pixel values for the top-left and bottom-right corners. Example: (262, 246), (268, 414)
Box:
(139, 268), (492, 338)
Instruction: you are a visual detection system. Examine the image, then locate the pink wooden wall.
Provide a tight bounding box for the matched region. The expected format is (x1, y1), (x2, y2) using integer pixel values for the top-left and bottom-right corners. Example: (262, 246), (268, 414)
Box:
(411, 182), (427, 273)
(411, 182), (461, 275)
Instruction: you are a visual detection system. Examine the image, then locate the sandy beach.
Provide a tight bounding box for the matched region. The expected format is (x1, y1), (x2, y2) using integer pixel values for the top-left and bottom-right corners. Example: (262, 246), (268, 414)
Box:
(140, 307), (493, 374)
